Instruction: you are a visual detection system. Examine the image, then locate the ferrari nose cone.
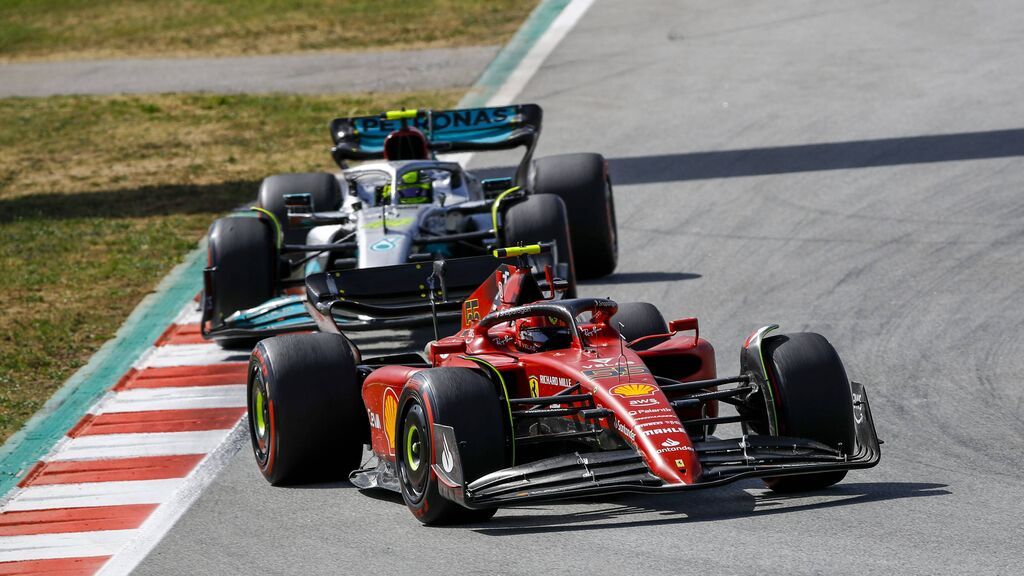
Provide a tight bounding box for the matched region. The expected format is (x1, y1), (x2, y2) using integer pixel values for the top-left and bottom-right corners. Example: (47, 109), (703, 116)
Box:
(601, 382), (701, 484)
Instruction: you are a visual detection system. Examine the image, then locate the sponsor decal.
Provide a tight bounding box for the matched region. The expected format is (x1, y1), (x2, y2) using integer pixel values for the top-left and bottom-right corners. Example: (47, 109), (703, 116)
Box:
(656, 445), (694, 454)
(365, 217), (414, 230)
(633, 414), (677, 422)
(580, 324), (602, 337)
(584, 366), (651, 380)
(491, 334), (513, 346)
(441, 434), (455, 473)
(355, 107), (514, 134)
(540, 374), (573, 388)
(628, 407), (673, 416)
(581, 358), (640, 369)
(610, 383), (656, 397)
(528, 375), (540, 398)
(635, 420), (681, 430)
(639, 426), (686, 437)
(853, 392), (864, 424)
(464, 299), (481, 325)
(661, 438), (680, 448)
(370, 236), (401, 252)
(614, 420), (636, 441)
(629, 398), (658, 406)
(382, 388), (399, 453)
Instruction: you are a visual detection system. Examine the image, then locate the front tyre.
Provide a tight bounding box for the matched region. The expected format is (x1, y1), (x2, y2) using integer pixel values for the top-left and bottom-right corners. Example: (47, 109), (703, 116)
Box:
(396, 368), (508, 525)
(206, 216), (277, 349)
(759, 332), (856, 492)
(248, 333), (365, 485)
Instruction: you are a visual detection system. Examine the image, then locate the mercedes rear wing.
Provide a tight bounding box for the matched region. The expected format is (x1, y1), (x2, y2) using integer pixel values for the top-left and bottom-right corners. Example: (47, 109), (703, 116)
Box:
(329, 104), (542, 183)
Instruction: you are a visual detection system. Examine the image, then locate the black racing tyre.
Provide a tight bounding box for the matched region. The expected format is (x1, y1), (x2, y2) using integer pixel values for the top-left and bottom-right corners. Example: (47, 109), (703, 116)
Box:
(611, 302), (670, 351)
(248, 333), (365, 485)
(531, 153), (617, 279)
(206, 216), (276, 348)
(396, 368), (508, 525)
(503, 193), (577, 298)
(258, 172), (342, 245)
(759, 332), (856, 492)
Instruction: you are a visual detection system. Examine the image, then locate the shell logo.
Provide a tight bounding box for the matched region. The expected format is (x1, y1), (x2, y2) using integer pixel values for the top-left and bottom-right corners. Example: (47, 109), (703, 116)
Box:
(382, 388), (399, 453)
(610, 383), (656, 397)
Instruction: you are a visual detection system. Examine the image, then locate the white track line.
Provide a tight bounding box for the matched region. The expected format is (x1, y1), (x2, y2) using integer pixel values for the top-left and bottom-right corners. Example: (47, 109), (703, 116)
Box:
(138, 344), (249, 368)
(94, 385), (245, 414)
(52, 430), (233, 462)
(0, 529), (137, 563)
(4, 479), (182, 512)
(173, 305), (203, 325)
(487, 0), (596, 107)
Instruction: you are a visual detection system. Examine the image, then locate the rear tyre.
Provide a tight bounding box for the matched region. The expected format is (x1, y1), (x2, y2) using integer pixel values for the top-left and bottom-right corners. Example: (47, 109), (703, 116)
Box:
(396, 368), (507, 525)
(503, 193), (577, 298)
(759, 332), (855, 492)
(531, 153), (617, 279)
(258, 172), (342, 245)
(611, 302), (669, 351)
(206, 216), (277, 349)
(248, 333), (365, 485)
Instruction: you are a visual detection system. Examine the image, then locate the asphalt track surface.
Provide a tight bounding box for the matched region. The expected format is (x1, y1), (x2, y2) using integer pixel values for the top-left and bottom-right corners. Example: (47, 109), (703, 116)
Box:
(138, 1), (1024, 574)
(0, 46), (499, 97)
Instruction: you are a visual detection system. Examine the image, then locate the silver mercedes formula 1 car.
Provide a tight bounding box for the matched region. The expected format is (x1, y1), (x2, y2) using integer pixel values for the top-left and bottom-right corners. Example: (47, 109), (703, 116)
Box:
(201, 104), (617, 346)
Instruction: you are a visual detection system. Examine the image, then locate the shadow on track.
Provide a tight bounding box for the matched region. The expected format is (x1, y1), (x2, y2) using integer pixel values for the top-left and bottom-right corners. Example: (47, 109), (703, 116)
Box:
(467, 481), (950, 535)
(472, 127), (1024, 185)
(583, 271), (701, 285)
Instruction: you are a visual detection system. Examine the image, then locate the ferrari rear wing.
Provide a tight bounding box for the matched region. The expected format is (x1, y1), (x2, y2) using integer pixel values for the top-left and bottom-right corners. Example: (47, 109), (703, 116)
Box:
(433, 381), (882, 509)
(329, 104), (542, 183)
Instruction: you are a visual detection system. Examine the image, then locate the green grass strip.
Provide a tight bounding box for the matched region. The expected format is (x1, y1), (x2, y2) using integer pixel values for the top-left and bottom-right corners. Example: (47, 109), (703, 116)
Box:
(0, 245), (205, 497)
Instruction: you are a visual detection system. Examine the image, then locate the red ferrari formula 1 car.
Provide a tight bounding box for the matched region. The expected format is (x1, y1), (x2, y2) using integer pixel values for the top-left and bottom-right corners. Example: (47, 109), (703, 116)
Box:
(246, 245), (881, 524)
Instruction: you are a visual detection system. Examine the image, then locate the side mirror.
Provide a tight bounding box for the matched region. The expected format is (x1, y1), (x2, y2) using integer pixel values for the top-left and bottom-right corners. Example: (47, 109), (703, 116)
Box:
(482, 177), (514, 199)
(669, 317), (699, 341)
(284, 193), (313, 226)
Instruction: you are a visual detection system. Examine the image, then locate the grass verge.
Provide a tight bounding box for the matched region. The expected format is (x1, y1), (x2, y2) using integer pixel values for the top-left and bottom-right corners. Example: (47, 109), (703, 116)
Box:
(0, 0), (538, 62)
(0, 90), (460, 444)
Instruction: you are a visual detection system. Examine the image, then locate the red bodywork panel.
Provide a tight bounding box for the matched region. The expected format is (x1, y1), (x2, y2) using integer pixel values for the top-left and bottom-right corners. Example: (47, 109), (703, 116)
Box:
(360, 262), (717, 486)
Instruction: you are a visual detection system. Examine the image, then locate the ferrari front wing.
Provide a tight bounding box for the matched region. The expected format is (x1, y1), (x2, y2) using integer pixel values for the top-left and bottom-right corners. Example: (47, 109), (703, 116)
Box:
(433, 381), (881, 509)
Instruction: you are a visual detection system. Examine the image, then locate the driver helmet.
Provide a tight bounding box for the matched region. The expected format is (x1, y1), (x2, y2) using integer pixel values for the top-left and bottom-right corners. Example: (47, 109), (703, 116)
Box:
(514, 315), (571, 353)
(378, 170), (433, 205)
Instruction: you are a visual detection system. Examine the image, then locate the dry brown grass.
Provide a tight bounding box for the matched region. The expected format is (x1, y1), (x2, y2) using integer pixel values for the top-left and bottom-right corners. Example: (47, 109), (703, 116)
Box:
(0, 90), (460, 443)
(0, 0), (538, 62)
